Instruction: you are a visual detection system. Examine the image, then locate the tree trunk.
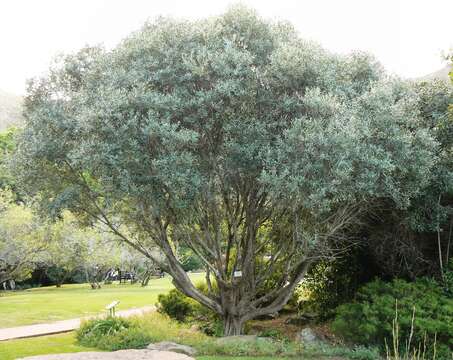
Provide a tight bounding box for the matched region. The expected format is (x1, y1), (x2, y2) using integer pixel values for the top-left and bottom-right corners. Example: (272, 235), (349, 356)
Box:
(223, 313), (245, 336)
(141, 274), (150, 287)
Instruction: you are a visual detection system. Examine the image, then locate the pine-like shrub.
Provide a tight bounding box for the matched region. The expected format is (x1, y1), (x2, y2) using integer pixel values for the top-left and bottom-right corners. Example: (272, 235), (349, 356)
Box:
(332, 278), (453, 359)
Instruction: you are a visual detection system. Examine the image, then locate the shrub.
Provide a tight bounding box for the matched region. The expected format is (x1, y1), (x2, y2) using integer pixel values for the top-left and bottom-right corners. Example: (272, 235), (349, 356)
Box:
(332, 278), (453, 359)
(156, 281), (222, 335)
(157, 288), (196, 322)
(76, 316), (151, 351)
(443, 259), (453, 296)
(96, 327), (151, 351)
(259, 328), (288, 341)
(296, 249), (373, 319)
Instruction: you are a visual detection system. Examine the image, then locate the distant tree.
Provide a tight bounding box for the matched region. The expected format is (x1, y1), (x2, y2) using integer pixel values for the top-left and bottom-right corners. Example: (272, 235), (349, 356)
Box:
(15, 6), (438, 334)
(43, 211), (89, 287)
(0, 190), (46, 286)
(119, 245), (162, 286)
(79, 230), (119, 289)
(0, 127), (22, 199)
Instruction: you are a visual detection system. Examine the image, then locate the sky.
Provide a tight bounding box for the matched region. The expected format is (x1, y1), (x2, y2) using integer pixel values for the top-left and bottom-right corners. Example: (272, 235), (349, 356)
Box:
(1, 0), (452, 95)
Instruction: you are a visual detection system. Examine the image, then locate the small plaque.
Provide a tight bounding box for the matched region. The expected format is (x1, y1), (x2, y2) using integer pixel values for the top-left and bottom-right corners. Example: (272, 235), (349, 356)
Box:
(233, 271), (242, 277)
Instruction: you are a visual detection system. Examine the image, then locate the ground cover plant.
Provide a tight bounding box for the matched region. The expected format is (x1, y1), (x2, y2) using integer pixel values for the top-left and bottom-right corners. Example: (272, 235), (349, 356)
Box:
(77, 316), (152, 351)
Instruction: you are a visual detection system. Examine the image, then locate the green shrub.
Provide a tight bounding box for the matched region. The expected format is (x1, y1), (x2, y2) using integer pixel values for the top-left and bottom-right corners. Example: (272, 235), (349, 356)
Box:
(96, 327), (151, 351)
(157, 288), (196, 322)
(332, 278), (453, 359)
(259, 328), (288, 342)
(197, 318), (224, 337)
(296, 249), (372, 319)
(76, 316), (151, 351)
(443, 259), (453, 296)
(156, 281), (222, 335)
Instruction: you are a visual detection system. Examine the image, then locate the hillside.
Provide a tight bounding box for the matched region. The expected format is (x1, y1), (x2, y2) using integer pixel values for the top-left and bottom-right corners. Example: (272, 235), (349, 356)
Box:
(0, 90), (24, 130)
(418, 64), (452, 82)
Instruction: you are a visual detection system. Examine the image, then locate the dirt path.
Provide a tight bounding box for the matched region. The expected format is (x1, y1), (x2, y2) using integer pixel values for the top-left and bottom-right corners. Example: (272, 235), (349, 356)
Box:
(0, 306), (155, 341)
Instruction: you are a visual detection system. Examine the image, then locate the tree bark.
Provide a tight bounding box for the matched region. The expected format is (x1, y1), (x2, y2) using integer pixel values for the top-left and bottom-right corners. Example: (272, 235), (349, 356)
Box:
(223, 313), (245, 336)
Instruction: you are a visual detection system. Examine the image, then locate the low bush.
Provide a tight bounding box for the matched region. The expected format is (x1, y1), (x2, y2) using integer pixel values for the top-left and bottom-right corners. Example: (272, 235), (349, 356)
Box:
(332, 278), (453, 359)
(443, 259), (453, 296)
(296, 249), (373, 320)
(157, 281), (222, 335)
(157, 288), (196, 322)
(76, 316), (151, 351)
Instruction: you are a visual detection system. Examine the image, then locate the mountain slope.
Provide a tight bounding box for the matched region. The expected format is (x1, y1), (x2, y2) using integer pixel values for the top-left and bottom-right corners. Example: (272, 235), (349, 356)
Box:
(418, 64), (452, 82)
(0, 90), (24, 130)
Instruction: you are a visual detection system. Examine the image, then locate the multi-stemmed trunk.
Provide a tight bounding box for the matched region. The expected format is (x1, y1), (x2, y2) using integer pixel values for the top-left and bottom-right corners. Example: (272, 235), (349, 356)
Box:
(223, 313), (246, 336)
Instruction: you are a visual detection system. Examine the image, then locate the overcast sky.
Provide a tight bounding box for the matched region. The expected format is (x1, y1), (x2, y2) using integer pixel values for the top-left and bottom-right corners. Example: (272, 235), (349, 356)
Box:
(1, 0), (452, 95)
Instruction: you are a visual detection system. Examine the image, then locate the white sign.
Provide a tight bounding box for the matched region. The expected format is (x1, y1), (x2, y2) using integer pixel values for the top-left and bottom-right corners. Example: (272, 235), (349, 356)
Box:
(233, 271), (242, 277)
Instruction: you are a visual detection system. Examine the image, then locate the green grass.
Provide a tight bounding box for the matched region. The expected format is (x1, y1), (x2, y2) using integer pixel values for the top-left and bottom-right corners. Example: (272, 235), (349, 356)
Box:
(0, 273), (204, 328)
(0, 333), (96, 360)
(0, 331), (290, 360)
(198, 358), (292, 360)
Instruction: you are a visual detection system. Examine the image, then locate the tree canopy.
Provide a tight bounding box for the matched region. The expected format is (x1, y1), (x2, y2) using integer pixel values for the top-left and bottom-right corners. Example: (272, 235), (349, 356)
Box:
(0, 189), (46, 284)
(15, 6), (440, 334)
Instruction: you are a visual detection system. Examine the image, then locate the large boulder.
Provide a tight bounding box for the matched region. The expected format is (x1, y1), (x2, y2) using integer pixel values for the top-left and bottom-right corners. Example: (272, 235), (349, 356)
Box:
(18, 349), (195, 360)
(147, 341), (197, 356)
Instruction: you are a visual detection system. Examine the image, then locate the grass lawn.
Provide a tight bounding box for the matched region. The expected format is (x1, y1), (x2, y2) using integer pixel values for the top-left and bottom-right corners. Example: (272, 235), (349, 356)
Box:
(0, 273), (204, 328)
(197, 356), (290, 360)
(0, 333), (96, 360)
(0, 332), (292, 360)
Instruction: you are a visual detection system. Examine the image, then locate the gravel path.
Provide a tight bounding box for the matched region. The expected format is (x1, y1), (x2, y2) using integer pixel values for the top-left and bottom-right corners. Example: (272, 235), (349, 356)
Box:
(0, 306), (155, 341)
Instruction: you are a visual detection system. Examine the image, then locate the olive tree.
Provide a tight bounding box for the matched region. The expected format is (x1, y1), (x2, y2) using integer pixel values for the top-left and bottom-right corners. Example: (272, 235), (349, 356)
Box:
(15, 6), (437, 334)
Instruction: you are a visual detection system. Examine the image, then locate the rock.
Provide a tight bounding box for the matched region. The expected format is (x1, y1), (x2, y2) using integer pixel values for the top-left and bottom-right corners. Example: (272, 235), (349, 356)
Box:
(189, 324), (200, 332)
(147, 341), (197, 356)
(18, 350), (195, 360)
(296, 327), (323, 344)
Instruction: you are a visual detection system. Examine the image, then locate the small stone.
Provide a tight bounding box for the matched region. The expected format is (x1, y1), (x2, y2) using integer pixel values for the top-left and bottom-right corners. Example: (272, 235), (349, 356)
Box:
(296, 327), (322, 344)
(189, 324), (200, 332)
(147, 341), (197, 356)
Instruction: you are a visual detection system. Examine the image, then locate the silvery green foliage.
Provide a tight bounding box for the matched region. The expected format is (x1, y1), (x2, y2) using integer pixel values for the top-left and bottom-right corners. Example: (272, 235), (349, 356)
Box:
(14, 5), (439, 330)
(262, 80), (436, 213)
(406, 80), (453, 232)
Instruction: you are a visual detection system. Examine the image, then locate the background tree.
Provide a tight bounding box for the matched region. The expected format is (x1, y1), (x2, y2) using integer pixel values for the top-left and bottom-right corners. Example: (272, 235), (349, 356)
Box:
(119, 245), (162, 286)
(15, 6), (438, 334)
(79, 229), (119, 289)
(361, 79), (453, 279)
(0, 189), (46, 286)
(43, 211), (89, 287)
(0, 127), (23, 200)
